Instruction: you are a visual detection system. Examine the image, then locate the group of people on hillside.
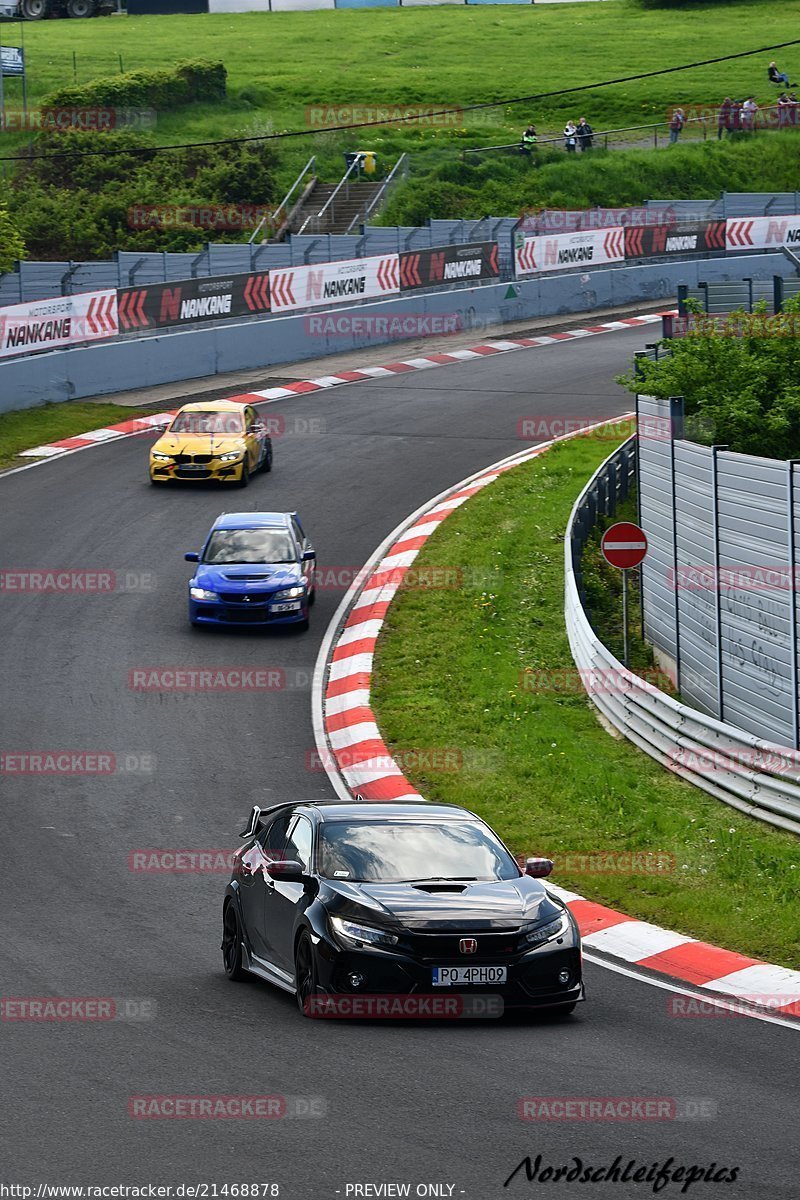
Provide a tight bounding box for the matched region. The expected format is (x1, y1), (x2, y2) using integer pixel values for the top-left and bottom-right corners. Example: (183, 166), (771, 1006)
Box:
(522, 59), (800, 157)
(520, 117), (594, 155)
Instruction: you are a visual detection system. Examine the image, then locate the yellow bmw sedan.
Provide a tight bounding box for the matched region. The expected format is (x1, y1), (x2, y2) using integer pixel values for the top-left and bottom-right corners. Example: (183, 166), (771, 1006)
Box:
(149, 400), (272, 487)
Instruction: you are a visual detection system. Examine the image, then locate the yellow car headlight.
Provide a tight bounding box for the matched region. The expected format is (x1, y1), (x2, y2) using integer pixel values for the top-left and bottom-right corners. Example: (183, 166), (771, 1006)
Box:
(151, 452), (172, 462)
(218, 451), (242, 463)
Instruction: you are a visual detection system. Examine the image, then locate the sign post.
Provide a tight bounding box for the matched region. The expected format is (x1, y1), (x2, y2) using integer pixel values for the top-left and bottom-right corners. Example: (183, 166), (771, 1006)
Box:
(600, 521), (648, 666)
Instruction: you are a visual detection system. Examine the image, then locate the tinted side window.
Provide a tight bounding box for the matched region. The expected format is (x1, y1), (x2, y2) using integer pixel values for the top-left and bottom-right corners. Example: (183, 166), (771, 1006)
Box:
(259, 811), (294, 858)
(286, 815), (313, 871)
(291, 517), (304, 545)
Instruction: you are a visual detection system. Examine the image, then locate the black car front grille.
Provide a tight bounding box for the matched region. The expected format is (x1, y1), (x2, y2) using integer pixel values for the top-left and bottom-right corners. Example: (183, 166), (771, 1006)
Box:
(174, 454), (215, 465)
(175, 468), (211, 479)
(402, 929), (523, 962)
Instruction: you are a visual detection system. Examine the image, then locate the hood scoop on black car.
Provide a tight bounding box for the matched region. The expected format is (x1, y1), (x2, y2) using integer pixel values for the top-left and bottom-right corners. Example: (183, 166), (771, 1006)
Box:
(412, 882), (469, 894)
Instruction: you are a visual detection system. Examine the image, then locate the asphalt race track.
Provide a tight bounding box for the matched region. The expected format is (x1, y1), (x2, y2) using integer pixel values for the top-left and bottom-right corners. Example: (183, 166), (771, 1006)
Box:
(1, 326), (798, 1198)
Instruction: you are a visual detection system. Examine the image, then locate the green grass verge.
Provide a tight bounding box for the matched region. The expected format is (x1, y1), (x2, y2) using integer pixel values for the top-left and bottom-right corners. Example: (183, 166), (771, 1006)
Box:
(3, 0), (798, 190)
(371, 432), (800, 968)
(0, 402), (154, 472)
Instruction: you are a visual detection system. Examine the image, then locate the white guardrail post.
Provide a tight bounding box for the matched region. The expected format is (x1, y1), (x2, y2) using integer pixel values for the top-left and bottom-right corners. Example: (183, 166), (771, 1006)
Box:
(564, 435), (800, 835)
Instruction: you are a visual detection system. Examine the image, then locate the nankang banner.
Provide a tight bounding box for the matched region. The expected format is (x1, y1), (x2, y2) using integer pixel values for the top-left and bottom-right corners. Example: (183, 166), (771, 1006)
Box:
(725, 215), (800, 252)
(269, 254), (400, 314)
(514, 228), (625, 276)
(0, 290), (117, 359)
(399, 242), (499, 291)
(117, 271), (270, 331)
(625, 222), (726, 258)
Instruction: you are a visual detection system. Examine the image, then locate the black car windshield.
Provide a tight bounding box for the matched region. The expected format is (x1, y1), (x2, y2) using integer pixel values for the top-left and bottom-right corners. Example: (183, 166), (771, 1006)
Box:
(169, 411), (243, 435)
(203, 529), (296, 565)
(318, 820), (520, 883)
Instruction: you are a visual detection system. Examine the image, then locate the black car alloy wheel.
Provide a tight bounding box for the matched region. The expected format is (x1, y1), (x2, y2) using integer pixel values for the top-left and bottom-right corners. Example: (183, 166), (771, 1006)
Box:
(222, 903), (247, 980)
(295, 932), (319, 1018)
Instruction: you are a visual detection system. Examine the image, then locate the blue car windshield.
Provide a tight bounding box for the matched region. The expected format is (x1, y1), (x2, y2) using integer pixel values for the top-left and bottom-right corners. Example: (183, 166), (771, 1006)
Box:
(203, 529), (296, 565)
(318, 820), (520, 883)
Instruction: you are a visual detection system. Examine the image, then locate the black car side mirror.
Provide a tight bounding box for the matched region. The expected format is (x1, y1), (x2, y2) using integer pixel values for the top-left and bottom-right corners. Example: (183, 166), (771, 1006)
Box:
(184, 552), (200, 563)
(302, 549), (315, 561)
(266, 859), (305, 881)
(525, 857), (554, 878)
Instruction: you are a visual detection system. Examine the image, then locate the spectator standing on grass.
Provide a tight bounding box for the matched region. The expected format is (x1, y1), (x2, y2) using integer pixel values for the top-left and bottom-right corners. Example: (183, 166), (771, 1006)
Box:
(730, 99), (742, 132)
(777, 93), (791, 129)
(520, 124), (538, 155)
(669, 107), (685, 144)
(742, 96), (759, 131)
(718, 98), (732, 139)
(563, 120), (578, 152)
(577, 117), (594, 151)
(788, 94), (800, 128)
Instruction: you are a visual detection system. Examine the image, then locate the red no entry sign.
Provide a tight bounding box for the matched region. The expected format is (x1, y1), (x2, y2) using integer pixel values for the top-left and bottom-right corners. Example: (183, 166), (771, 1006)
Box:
(601, 522), (648, 570)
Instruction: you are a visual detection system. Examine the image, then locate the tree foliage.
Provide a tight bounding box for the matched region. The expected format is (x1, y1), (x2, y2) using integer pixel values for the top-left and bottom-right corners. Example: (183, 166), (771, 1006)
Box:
(618, 298), (800, 459)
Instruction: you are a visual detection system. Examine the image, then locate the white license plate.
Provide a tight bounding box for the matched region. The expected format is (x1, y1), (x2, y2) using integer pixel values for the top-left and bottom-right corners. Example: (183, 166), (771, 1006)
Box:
(432, 966), (507, 986)
(271, 601), (301, 612)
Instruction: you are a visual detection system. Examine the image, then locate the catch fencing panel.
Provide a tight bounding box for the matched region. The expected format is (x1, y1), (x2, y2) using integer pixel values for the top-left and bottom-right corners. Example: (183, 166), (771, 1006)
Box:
(637, 393), (800, 746)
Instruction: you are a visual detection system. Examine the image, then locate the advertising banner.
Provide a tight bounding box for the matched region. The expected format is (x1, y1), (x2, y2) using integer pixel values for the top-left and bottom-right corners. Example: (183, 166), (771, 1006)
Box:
(399, 242), (499, 290)
(514, 228), (625, 276)
(625, 222), (726, 258)
(269, 254), (399, 314)
(0, 290), (117, 359)
(117, 271), (270, 332)
(726, 215), (800, 252)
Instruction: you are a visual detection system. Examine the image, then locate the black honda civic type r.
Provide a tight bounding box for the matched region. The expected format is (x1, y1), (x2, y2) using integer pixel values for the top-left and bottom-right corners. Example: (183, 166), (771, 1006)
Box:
(221, 799), (584, 1018)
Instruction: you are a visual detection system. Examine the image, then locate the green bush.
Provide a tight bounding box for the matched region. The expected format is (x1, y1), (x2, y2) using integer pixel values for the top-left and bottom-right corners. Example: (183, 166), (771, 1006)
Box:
(42, 60), (226, 116)
(8, 129), (276, 259)
(0, 201), (25, 274)
(618, 297), (800, 459)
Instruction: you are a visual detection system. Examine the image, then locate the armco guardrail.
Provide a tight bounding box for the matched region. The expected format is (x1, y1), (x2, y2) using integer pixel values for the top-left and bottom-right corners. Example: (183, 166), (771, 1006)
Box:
(565, 436), (800, 836)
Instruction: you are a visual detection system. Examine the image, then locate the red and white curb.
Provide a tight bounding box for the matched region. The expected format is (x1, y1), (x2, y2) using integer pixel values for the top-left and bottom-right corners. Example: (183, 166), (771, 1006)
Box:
(15, 312), (665, 462)
(311, 421), (800, 1024)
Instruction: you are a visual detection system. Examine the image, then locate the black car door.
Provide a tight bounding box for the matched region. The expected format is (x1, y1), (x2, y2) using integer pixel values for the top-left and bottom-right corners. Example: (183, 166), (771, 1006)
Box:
(238, 810), (293, 958)
(263, 813), (314, 971)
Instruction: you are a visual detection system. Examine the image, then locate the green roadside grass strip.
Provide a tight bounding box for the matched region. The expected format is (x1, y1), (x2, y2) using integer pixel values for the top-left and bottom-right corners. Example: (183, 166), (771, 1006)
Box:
(371, 433), (800, 969)
(0, 402), (155, 472)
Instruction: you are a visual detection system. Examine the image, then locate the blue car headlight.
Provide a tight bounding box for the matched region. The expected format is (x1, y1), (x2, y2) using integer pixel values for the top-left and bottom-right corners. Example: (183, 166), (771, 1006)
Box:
(272, 585), (305, 601)
(190, 587), (219, 602)
(329, 916), (399, 949)
(522, 913), (570, 949)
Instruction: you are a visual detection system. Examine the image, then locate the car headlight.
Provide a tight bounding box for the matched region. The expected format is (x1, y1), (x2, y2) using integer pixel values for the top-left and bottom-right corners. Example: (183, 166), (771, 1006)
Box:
(190, 587), (219, 602)
(272, 585), (306, 601)
(522, 913), (569, 949)
(151, 452), (172, 462)
(329, 916), (399, 948)
(217, 451), (242, 462)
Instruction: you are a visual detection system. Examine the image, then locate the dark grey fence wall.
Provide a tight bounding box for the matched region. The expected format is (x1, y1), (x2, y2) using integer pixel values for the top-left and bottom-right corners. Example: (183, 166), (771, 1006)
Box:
(638, 393), (800, 747)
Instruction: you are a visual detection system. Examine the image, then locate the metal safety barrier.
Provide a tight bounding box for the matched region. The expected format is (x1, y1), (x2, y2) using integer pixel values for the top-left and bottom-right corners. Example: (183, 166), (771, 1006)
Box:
(565, 436), (800, 836)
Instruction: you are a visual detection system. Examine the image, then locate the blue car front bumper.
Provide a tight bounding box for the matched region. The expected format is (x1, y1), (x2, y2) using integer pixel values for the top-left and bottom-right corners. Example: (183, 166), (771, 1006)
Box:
(189, 595), (308, 627)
